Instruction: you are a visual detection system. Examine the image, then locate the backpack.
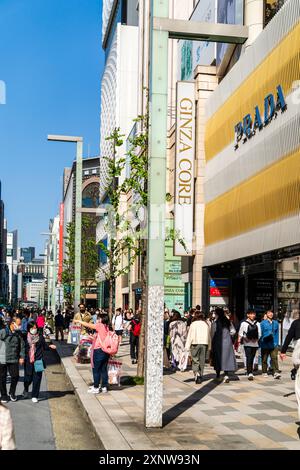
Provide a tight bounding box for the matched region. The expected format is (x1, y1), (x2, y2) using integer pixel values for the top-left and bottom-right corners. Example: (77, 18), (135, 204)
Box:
(37, 316), (45, 328)
(98, 330), (120, 356)
(132, 320), (141, 337)
(245, 320), (258, 340)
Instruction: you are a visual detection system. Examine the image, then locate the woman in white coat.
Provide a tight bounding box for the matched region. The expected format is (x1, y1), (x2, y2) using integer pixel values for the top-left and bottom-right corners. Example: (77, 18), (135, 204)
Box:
(185, 311), (211, 383)
(0, 402), (15, 450)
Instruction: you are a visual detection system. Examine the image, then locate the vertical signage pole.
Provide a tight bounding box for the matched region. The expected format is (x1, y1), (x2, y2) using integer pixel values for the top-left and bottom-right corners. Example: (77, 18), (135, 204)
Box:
(145, 0), (169, 428)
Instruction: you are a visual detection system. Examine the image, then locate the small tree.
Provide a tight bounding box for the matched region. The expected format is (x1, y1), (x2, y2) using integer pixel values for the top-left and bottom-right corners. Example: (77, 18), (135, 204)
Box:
(62, 222), (75, 305)
(98, 128), (142, 320)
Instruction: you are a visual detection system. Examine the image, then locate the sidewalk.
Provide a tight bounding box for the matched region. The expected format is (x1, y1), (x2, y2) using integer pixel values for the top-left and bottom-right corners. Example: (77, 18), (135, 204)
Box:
(55, 339), (300, 450)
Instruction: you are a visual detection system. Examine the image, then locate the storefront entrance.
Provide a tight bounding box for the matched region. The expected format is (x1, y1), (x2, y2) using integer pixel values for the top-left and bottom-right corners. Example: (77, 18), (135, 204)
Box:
(204, 246), (300, 326)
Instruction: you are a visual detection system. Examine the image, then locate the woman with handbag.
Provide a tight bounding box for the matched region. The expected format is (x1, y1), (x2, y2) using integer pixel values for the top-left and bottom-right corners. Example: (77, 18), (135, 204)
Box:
(23, 322), (56, 403)
(76, 313), (120, 394)
(211, 307), (237, 383)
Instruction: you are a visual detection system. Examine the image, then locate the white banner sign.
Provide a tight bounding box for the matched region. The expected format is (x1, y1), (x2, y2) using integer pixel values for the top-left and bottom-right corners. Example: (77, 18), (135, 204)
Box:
(174, 81), (195, 256)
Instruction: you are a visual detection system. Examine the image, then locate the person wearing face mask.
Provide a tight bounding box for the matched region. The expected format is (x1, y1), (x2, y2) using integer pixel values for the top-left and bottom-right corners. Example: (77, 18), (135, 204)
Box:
(73, 304), (92, 335)
(0, 317), (25, 403)
(23, 322), (56, 403)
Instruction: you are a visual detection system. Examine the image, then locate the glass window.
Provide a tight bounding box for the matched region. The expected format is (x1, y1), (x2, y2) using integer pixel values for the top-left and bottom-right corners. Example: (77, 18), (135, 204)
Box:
(82, 182), (100, 208)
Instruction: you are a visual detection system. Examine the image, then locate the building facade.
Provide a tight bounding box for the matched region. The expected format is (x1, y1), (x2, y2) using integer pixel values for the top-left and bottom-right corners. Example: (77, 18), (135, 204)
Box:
(0, 183), (9, 305)
(202, 0), (299, 320)
(97, 0), (139, 308)
(6, 230), (19, 306)
(20, 247), (35, 263)
(63, 157), (100, 309)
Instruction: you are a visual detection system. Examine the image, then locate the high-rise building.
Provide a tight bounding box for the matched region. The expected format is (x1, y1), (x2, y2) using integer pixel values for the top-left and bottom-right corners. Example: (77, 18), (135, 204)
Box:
(99, 0), (139, 200)
(21, 247), (35, 263)
(97, 0), (139, 308)
(6, 230), (19, 305)
(161, 0), (297, 319)
(0, 182), (9, 304)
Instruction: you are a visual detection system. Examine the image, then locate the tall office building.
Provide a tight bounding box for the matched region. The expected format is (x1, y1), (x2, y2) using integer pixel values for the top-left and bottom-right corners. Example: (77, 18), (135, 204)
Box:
(21, 247), (35, 263)
(97, 0), (139, 307)
(6, 231), (19, 305)
(99, 0), (139, 199)
(0, 182), (9, 304)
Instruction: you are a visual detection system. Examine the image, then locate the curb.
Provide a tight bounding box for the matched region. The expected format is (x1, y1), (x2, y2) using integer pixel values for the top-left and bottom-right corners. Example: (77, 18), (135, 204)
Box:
(55, 341), (131, 450)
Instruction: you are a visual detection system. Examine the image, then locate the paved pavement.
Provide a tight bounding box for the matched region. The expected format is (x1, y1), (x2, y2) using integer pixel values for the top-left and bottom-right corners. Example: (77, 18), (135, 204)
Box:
(6, 349), (102, 450)
(7, 359), (56, 450)
(55, 339), (300, 450)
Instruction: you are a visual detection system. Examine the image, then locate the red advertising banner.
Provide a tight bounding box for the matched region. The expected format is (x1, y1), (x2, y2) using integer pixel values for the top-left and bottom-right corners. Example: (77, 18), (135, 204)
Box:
(58, 203), (64, 284)
(210, 287), (229, 297)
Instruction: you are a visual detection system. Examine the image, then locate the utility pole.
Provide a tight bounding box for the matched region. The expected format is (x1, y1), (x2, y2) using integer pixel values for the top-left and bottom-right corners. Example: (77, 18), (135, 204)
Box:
(52, 234), (57, 313)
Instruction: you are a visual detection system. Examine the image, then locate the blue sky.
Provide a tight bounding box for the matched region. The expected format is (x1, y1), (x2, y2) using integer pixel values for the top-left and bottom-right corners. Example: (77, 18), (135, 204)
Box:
(0, 0), (104, 255)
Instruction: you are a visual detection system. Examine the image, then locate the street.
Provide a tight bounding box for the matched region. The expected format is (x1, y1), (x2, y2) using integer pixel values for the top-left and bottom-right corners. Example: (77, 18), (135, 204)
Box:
(54, 339), (300, 451)
(7, 349), (102, 450)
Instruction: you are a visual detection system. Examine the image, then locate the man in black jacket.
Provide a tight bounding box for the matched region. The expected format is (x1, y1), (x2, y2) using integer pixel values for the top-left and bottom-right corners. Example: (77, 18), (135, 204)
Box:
(0, 319), (25, 403)
(280, 315), (300, 379)
(55, 310), (65, 341)
(281, 316), (300, 356)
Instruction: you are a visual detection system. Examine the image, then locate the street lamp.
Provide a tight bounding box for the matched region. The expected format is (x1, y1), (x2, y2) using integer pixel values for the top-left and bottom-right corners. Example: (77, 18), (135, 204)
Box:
(48, 134), (83, 314)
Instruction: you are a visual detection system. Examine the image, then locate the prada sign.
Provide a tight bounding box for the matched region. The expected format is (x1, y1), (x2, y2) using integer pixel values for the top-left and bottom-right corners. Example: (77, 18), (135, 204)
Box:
(174, 81), (195, 256)
(234, 84), (287, 150)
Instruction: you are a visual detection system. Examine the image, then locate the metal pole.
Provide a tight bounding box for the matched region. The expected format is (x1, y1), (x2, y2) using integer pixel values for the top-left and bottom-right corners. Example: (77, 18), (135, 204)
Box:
(52, 235), (57, 313)
(74, 140), (83, 313)
(47, 247), (51, 311)
(144, 0), (169, 429)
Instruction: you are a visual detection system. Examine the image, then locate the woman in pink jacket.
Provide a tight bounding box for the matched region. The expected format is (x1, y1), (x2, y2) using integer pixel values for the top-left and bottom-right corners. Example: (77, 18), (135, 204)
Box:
(0, 402), (16, 450)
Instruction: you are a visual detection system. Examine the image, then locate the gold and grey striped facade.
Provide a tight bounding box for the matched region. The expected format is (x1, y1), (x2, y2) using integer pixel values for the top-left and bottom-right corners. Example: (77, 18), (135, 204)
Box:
(204, 0), (300, 267)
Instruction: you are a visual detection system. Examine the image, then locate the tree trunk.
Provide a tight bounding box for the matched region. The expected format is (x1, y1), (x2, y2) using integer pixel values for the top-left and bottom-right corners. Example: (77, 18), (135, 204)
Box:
(108, 239), (115, 322)
(137, 240), (147, 378)
(108, 278), (113, 322)
(83, 279), (87, 303)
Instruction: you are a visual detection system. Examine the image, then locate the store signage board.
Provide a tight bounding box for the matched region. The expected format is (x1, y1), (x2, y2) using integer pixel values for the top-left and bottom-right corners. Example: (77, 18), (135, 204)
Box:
(282, 282), (296, 293)
(234, 84), (287, 150)
(210, 278), (229, 306)
(174, 81), (195, 256)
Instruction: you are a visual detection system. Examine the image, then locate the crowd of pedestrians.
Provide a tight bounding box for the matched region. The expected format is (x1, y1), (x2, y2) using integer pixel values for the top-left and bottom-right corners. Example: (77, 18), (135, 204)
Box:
(0, 301), (299, 444)
(0, 308), (57, 404)
(163, 305), (300, 389)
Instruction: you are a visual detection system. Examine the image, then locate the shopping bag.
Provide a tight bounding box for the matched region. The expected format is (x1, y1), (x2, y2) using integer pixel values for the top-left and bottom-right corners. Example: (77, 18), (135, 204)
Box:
(67, 331), (72, 344)
(178, 350), (189, 372)
(69, 324), (81, 345)
(108, 360), (122, 386)
(78, 337), (93, 364)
